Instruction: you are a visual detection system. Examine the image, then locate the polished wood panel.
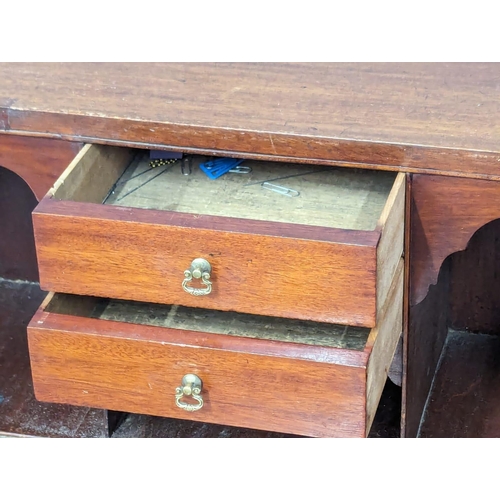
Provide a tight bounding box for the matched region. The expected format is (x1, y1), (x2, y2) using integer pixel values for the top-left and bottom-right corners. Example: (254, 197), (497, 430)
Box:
(410, 175), (500, 306)
(33, 145), (404, 327)
(0, 274), (401, 438)
(33, 200), (379, 326)
(28, 307), (367, 437)
(28, 264), (402, 438)
(2, 64), (500, 178)
(5, 62), (498, 439)
(0, 135), (82, 200)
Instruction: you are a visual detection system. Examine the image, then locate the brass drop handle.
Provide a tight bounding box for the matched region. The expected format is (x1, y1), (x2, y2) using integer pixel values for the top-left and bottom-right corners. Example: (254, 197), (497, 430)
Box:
(175, 374), (204, 412)
(182, 258), (212, 296)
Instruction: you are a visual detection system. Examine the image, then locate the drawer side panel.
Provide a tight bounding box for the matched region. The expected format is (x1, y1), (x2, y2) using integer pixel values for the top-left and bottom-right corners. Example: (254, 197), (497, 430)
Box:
(376, 172), (405, 320)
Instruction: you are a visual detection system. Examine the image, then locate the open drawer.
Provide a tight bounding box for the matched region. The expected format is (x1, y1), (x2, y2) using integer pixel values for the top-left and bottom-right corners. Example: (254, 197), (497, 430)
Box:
(28, 260), (403, 438)
(33, 145), (405, 328)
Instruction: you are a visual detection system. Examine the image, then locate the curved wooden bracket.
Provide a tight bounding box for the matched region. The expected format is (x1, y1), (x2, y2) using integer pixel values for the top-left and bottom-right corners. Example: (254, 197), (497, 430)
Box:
(0, 135), (82, 201)
(411, 174), (500, 306)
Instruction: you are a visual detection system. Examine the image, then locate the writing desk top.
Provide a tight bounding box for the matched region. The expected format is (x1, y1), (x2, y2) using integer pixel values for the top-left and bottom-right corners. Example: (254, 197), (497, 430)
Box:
(1, 63), (499, 178)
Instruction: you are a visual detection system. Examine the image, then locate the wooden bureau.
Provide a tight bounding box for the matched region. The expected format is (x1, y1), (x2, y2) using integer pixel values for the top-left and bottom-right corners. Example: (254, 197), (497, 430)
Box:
(2, 63), (500, 438)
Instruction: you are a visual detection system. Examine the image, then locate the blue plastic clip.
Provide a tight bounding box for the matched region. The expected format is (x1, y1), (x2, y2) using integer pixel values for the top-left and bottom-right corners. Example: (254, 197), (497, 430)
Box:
(199, 158), (244, 180)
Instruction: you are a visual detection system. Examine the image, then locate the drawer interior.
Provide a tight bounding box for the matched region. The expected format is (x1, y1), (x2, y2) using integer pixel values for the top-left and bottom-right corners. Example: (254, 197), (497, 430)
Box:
(50, 145), (398, 231)
(45, 293), (370, 351)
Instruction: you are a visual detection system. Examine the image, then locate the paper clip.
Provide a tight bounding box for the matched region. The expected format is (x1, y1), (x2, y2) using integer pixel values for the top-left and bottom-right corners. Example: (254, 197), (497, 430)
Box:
(262, 182), (300, 197)
(229, 166), (252, 174)
(199, 158), (245, 180)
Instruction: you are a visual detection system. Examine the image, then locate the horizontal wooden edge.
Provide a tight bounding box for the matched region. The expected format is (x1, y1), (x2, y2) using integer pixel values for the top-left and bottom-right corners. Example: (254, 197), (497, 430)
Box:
(33, 197), (381, 247)
(28, 304), (370, 368)
(3, 111), (500, 180)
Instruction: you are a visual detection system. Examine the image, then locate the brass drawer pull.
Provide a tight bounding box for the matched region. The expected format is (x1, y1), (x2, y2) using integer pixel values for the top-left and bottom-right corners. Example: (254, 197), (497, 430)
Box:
(175, 374), (204, 412)
(182, 258), (212, 296)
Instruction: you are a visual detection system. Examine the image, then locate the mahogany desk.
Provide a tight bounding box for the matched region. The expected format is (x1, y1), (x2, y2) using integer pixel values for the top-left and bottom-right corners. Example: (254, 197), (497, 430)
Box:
(1, 63), (499, 437)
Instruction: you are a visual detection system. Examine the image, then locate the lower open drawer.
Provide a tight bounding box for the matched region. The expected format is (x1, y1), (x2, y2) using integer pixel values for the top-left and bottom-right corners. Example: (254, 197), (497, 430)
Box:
(28, 261), (403, 438)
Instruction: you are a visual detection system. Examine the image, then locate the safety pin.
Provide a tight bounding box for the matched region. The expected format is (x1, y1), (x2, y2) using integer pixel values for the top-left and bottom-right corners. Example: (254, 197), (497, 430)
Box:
(262, 182), (300, 197)
(229, 166), (252, 174)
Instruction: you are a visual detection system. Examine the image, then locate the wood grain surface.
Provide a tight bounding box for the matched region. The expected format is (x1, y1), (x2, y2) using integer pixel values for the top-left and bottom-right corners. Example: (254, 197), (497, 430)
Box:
(0, 135), (82, 200)
(0, 281), (400, 439)
(410, 174), (500, 306)
(28, 262), (403, 438)
(2, 63), (500, 178)
(33, 144), (404, 327)
(33, 199), (379, 326)
(28, 300), (368, 437)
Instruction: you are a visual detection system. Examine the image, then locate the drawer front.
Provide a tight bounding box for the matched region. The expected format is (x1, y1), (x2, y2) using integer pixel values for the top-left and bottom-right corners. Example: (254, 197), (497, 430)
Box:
(34, 202), (378, 326)
(32, 144), (405, 327)
(27, 261), (403, 438)
(28, 317), (367, 438)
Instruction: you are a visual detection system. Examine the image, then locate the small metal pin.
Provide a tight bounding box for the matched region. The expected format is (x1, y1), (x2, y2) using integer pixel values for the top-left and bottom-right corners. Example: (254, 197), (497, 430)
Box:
(243, 168), (330, 187)
(261, 182), (300, 197)
(229, 166), (252, 174)
(181, 157), (192, 175)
